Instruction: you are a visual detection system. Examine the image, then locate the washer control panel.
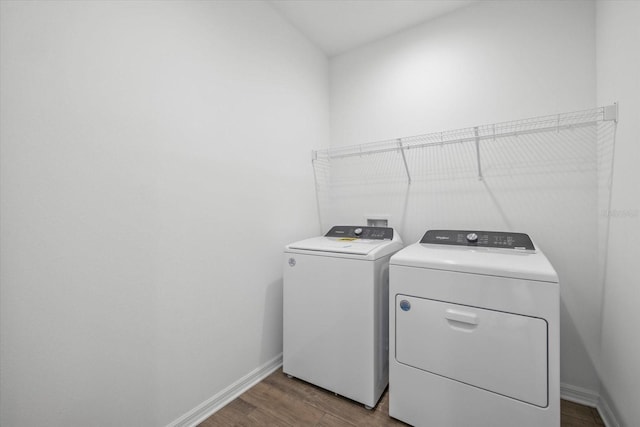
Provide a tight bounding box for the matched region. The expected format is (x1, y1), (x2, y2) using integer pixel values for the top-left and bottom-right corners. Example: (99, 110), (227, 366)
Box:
(420, 230), (535, 250)
(325, 226), (393, 240)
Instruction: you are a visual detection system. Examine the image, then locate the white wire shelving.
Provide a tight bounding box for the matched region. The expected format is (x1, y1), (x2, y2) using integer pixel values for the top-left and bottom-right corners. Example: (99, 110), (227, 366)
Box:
(312, 104), (618, 182)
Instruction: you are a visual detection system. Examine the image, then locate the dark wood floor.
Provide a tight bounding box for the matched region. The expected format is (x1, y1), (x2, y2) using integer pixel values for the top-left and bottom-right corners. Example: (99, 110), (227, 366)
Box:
(199, 369), (605, 426)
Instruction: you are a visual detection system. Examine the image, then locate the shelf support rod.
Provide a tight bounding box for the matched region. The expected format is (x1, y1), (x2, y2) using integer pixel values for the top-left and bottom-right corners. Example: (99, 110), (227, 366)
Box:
(397, 139), (412, 184)
(474, 127), (483, 180)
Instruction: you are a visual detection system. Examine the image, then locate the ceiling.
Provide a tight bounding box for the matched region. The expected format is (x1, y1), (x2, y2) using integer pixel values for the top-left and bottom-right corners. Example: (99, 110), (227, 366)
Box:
(269, 0), (476, 57)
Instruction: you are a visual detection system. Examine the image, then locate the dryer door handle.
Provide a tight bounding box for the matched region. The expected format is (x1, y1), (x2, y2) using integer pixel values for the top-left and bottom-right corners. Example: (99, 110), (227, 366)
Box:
(445, 309), (478, 325)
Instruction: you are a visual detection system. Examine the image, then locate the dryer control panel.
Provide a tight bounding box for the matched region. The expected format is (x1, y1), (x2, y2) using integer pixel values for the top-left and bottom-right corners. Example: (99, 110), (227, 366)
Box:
(325, 226), (393, 240)
(420, 230), (535, 250)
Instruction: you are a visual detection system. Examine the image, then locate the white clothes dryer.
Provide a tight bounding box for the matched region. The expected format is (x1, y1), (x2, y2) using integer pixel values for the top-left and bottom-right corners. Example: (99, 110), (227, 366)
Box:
(283, 226), (403, 408)
(389, 230), (559, 427)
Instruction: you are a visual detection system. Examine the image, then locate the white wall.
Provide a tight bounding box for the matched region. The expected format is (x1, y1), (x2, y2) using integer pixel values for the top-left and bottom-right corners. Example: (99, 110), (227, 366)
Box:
(596, 1), (640, 425)
(0, 1), (328, 426)
(330, 0), (595, 148)
(329, 0), (603, 393)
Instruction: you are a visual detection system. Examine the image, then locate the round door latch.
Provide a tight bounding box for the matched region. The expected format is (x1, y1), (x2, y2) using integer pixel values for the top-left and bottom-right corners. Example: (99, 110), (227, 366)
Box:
(288, 258), (296, 267)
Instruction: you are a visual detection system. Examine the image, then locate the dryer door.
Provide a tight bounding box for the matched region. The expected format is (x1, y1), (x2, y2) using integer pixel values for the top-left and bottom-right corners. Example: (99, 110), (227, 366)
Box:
(395, 295), (548, 407)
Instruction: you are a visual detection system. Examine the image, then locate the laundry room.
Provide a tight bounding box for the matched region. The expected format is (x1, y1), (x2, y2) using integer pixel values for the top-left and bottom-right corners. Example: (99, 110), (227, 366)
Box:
(0, 1), (638, 427)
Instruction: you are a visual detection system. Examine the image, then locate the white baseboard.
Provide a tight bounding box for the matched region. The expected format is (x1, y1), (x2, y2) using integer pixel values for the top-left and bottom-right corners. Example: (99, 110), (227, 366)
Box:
(167, 353), (283, 427)
(561, 383), (622, 427)
(560, 382), (600, 407)
(597, 392), (621, 427)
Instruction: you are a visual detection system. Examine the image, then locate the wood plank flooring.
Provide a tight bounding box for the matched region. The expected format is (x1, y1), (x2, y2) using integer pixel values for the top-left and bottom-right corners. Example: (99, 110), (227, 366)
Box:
(199, 369), (604, 426)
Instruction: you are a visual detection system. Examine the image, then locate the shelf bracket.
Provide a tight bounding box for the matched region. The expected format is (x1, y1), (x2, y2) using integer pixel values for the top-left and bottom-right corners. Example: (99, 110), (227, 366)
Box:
(604, 103), (618, 123)
(474, 127), (483, 180)
(397, 139), (412, 184)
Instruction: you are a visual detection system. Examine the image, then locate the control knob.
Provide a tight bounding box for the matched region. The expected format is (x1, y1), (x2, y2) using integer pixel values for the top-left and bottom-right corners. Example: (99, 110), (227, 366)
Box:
(466, 233), (478, 243)
(354, 228), (363, 236)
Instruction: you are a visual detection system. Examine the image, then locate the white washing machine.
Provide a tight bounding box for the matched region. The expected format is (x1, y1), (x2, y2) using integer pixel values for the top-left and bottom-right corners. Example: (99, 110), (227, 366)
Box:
(389, 230), (559, 427)
(283, 226), (403, 408)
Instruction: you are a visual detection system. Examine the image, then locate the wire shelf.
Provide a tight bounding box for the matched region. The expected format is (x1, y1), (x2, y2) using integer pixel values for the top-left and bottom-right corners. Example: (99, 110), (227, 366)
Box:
(315, 105), (616, 165)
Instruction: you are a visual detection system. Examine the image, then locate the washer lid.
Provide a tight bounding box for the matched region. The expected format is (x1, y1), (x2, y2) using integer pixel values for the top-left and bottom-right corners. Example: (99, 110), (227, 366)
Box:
(286, 227), (403, 260)
(390, 242), (558, 283)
